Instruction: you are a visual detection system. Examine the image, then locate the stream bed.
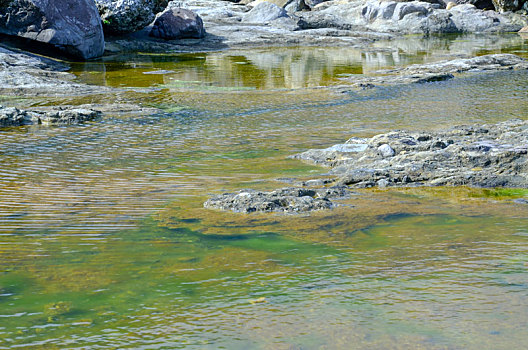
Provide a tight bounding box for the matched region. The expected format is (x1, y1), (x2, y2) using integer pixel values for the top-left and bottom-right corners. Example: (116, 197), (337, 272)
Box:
(1, 34), (528, 349)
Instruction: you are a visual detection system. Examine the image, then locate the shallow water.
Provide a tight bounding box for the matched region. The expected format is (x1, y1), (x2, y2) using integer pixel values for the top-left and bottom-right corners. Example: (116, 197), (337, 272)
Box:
(1, 34), (528, 349)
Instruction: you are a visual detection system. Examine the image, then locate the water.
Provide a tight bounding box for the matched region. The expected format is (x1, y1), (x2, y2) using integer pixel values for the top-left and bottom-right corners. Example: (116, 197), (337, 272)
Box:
(1, 34), (528, 349)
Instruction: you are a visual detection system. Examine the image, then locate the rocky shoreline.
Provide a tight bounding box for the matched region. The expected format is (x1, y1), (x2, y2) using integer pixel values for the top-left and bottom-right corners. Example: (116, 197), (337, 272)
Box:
(1, 0), (528, 57)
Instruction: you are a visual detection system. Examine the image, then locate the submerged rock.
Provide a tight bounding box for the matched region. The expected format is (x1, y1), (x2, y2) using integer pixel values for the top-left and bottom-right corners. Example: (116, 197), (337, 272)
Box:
(294, 119), (528, 189)
(204, 186), (349, 213)
(0, 0), (104, 59)
(150, 8), (205, 39)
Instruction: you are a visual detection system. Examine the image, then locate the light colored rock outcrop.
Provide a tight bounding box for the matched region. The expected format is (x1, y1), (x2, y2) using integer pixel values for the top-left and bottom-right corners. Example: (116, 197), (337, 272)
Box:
(300, 0), (527, 34)
(243, 1), (289, 23)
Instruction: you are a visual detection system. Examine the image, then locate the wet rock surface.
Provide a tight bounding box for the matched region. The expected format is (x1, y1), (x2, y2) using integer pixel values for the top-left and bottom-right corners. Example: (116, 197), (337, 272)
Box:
(0, 106), (102, 127)
(294, 119), (528, 189)
(204, 186), (350, 213)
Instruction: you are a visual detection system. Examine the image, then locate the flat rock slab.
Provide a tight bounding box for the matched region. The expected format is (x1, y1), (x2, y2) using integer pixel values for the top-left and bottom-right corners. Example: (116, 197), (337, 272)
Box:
(338, 53), (528, 89)
(204, 186), (350, 213)
(294, 119), (528, 189)
(0, 47), (111, 96)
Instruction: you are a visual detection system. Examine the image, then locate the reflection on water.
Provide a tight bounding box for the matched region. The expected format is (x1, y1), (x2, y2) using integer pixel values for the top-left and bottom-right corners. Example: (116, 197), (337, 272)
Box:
(71, 34), (528, 90)
(1, 34), (528, 349)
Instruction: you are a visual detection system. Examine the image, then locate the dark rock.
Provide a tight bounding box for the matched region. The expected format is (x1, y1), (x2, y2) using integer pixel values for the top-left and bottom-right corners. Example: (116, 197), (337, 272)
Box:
(204, 186), (349, 213)
(0, 0), (104, 59)
(96, 0), (169, 34)
(453, 0), (495, 10)
(150, 8), (205, 39)
(0, 107), (30, 126)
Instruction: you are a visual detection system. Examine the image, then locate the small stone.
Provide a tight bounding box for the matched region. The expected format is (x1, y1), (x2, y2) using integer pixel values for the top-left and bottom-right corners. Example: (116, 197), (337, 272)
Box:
(514, 198), (528, 204)
(378, 144), (395, 158)
(377, 179), (390, 188)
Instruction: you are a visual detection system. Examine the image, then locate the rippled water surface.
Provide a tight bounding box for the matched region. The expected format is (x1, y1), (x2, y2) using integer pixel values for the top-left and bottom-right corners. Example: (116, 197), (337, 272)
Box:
(1, 34), (528, 349)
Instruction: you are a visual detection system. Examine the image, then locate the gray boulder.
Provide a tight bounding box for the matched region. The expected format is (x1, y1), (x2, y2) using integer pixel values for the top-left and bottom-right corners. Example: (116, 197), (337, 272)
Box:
(243, 2), (289, 23)
(96, 0), (169, 34)
(150, 8), (205, 39)
(0, 0), (104, 59)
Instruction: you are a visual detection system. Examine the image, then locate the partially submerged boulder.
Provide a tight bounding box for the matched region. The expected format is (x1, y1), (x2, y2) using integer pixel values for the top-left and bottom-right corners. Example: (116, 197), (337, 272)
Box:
(0, 0), (104, 59)
(204, 186), (349, 213)
(0, 106), (102, 127)
(96, 0), (169, 34)
(150, 8), (205, 39)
